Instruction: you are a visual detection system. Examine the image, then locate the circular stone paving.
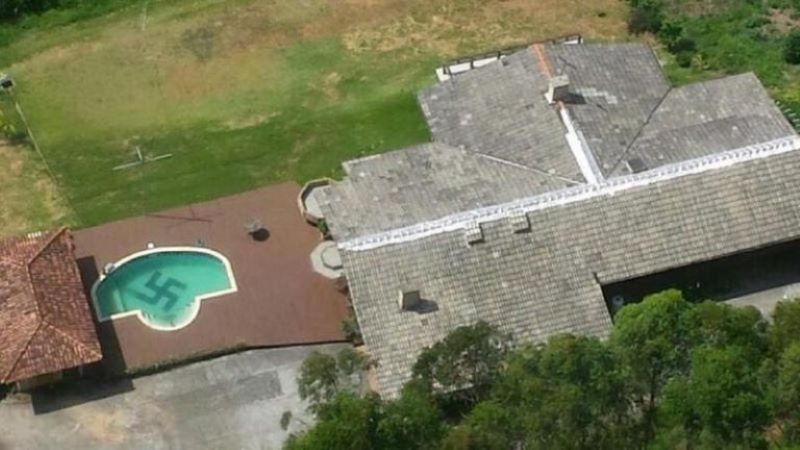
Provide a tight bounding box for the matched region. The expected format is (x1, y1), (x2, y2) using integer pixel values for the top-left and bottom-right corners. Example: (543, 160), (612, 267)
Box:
(310, 241), (343, 279)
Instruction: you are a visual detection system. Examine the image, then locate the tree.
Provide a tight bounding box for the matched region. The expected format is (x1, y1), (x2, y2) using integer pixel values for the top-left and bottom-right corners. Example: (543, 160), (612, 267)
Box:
(785, 29), (800, 65)
(658, 345), (772, 449)
(627, 0), (664, 34)
(770, 299), (800, 354)
(412, 321), (511, 407)
(683, 301), (768, 361)
(297, 348), (365, 412)
(445, 335), (633, 450)
(376, 382), (445, 450)
(776, 343), (800, 444)
(287, 381), (444, 450)
(287, 291), (800, 450)
(284, 393), (381, 450)
(610, 289), (692, 436)
(440, 401), (519, 450)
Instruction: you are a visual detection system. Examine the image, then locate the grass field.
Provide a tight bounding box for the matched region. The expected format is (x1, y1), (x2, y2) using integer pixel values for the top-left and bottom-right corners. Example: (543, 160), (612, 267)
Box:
(0, 139), (74, 234)
(0, 0), (629, 230)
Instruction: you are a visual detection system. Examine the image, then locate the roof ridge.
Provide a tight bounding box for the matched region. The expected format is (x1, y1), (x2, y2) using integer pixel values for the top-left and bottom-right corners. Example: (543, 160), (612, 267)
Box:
(340, 135), (800, 251)
(473, 152), (583, 185)
(606, 86), (674, 175)
(2, 322), (43, 383)
(47, 322), (103, 360)
(22, 227), (68, 324)
(25, 227), (67, 268)
(26, 227), (99, 356)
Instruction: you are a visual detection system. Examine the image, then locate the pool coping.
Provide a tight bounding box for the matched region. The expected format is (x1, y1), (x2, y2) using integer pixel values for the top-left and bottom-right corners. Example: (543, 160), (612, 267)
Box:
(90, 246), (238, 332)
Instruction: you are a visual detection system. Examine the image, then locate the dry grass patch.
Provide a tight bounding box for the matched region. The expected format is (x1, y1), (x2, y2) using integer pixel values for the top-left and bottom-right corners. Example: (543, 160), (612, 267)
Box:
(342, 0), (628, 57)
(0, 141), (73, 236)
(769, 8), (800, 35)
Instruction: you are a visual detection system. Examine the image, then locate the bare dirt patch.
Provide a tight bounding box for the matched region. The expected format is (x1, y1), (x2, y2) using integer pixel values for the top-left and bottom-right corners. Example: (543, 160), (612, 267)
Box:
(769, 8), (800, 35)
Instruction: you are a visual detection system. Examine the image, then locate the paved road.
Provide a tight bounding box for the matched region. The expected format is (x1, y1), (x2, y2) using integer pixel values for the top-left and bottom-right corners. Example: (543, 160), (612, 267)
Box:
(0, 344), (348, 450)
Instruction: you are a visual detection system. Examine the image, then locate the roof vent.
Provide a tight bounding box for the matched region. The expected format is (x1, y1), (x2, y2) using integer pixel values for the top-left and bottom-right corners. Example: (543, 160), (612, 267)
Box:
(398, 288), (421, 311)
(464, 223), (484, 245)
(546, 74), (570, 104)
(510, 213), (531, 233)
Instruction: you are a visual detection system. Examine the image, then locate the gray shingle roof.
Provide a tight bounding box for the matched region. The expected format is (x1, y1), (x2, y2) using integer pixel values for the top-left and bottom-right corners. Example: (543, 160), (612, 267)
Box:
(318, 143), (577, 240)
(544, 43), (671, 174)
(607, 73), (797, 176)
(318, 41), (800, 397)
(418, 50), (583, 181)
(344, 136), (800, 397)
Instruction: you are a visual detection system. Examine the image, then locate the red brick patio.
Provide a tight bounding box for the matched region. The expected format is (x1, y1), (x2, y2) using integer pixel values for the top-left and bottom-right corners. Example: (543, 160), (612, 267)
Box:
(72, 182), (348, 373)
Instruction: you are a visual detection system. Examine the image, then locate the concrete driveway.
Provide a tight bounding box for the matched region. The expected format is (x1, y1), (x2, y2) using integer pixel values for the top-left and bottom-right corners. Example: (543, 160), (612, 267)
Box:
(0, 343), (348, 450)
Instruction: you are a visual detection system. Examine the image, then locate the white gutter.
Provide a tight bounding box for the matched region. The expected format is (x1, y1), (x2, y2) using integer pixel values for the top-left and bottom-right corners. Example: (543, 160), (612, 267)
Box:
(340, 135), (800, 251)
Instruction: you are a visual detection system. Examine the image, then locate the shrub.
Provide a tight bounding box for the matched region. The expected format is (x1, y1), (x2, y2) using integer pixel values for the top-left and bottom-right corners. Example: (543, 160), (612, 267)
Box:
(628, 5), (663, 34)
(340, 313), (362, 344)
(675, 51), (694, 68)
(786, 29), (800, 64)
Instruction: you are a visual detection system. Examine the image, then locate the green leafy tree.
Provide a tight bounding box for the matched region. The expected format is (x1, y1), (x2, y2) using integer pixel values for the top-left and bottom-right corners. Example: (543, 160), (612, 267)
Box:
(610, 289), (692, 436)
(770, 299), (800, 354)
(658, 345), (772, 449)
(412, 321), (511, 407)
(683, 301), (768, 361)
(376, 381), (445, 450)
(776, 343), (800, 444)
(445, 335), (632, 450)
(440, 401), (518, 450)
(284, 393), (381, 450)
(297, 348), (365, 412)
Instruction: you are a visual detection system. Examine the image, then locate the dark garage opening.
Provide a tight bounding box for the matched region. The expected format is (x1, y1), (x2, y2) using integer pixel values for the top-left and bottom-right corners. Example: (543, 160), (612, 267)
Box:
(601, 238), (800, 315)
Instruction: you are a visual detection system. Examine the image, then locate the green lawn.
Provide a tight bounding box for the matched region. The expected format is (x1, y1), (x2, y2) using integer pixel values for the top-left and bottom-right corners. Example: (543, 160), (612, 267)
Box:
(652, 0), (800, 114)
(0, 0), (629, 228)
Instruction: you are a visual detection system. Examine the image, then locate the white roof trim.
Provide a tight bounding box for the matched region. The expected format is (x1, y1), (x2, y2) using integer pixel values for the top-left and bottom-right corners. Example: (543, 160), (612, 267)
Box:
(340, 135), (800, 252)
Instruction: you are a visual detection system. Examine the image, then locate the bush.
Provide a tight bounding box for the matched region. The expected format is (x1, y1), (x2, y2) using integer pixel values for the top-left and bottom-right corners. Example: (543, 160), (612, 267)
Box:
(0, 0), (60, 22)
(786, 29), (800, 64)
(628, 5), (663, 34)
(675, 51), (694, 68)
(340, 313), (362, 344)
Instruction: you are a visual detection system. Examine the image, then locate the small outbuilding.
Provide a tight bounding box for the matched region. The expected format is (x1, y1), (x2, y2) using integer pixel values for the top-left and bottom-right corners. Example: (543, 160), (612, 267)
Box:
(0, 228), (102, 389)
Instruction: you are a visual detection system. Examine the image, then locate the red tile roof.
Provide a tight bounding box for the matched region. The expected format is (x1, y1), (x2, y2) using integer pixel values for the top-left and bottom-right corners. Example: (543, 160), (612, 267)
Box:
(0, 228), (102, 384)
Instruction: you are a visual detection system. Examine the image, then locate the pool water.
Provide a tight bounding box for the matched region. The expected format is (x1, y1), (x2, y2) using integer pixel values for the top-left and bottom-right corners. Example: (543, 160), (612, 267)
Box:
(93, 250), (234, 330)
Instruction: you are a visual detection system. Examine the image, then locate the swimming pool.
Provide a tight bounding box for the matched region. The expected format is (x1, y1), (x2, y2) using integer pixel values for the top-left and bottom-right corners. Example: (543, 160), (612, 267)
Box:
(92, 248), (237, 331)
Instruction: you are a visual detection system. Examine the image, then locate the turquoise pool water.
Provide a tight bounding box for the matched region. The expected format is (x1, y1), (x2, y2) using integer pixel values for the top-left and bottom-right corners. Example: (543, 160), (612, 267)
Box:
(93, 250), (233, 330)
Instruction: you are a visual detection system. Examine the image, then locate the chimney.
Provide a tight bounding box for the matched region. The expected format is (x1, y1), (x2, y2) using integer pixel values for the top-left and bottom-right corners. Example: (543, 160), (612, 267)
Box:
(546, 74), (570, 104)
(464, 222), (484, 245)
(510, 213), (531, 233)
(398, 288), (421, 311)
